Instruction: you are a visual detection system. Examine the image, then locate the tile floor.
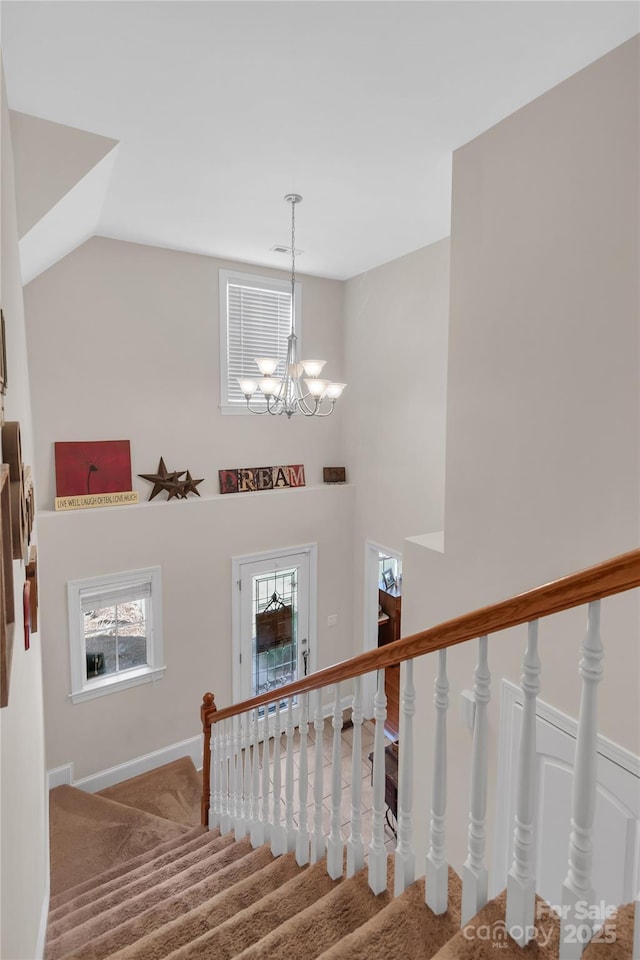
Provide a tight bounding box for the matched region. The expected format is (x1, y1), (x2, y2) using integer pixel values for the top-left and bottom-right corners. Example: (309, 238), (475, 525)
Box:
(261, 717), (397, 854)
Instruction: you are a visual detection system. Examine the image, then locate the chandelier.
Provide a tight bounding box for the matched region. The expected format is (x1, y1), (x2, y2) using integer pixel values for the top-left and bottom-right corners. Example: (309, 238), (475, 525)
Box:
(238, 194), (346, 417)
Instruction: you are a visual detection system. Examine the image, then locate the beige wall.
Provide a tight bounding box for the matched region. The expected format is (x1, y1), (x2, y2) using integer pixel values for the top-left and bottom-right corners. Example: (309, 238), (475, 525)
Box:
(407, 37), (640, 872)
(9, 111), (118, 239)
(342, 240), (449, 655)
(25, 235), (345, 510)
(0, 63), (48, 960)
(38, 484), (354, 778)
(24, 235), (355, 779)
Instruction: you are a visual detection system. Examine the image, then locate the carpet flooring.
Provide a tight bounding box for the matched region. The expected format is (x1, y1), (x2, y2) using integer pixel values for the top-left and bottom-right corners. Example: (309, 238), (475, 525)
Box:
(46, 757), (635, 959)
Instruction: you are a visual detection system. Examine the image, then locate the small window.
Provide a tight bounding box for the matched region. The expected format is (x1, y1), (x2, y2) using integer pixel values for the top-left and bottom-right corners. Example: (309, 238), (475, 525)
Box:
(219, 269), (302, 412)
(68, 567), (164, 703)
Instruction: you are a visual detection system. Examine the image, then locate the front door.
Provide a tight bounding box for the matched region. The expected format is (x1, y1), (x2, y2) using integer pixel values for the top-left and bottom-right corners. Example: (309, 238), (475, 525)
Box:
(233, 547), (314, 708)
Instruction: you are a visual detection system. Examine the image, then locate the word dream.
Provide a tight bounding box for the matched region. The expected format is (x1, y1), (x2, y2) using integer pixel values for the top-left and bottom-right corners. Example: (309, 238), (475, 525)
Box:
(219, 464), (305, 495)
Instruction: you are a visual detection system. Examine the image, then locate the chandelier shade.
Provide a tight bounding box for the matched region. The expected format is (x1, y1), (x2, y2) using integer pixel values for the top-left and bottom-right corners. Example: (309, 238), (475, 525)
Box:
(238, 194), (346, 418)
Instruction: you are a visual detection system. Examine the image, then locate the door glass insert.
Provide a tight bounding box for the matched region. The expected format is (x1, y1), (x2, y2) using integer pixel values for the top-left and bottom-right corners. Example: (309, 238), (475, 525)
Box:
(252, 568), (298, 701)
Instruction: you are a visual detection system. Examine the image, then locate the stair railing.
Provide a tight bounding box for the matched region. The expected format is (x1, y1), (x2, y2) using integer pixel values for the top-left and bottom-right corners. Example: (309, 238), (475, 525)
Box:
(201, 548), (640, 958)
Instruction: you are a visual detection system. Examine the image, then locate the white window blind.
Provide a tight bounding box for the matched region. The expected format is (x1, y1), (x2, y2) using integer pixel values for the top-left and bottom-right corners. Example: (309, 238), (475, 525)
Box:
(80, 580), (152, 612)
(219, 269), (301, 410)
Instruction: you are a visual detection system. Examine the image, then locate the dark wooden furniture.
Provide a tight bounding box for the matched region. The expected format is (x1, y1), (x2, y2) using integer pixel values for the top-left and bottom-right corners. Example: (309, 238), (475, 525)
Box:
(368, 740), (399, 835)
(378, 584), (401, 738)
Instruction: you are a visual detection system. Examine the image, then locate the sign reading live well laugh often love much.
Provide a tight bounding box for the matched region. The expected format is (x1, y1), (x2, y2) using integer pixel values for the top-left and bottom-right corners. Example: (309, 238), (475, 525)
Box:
(218, 465), (305, 495)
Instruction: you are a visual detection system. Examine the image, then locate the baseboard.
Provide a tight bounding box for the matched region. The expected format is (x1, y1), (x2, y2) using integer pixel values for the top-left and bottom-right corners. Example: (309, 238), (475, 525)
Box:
(47, 734), (203, 794)
(36, 765), (51, 960)
(322, 695), (353, 723)
(47, 763), (73, 789)
(36, 881), (49, 959)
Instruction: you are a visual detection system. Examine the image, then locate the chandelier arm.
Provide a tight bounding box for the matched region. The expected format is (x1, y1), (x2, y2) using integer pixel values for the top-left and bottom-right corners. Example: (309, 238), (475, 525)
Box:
(243, 398), (270, 415)
(295, 396), (321, 417)
(310, 401), (337, 418)
(243, 396), (288, 416)
(298, 398), (336, 418)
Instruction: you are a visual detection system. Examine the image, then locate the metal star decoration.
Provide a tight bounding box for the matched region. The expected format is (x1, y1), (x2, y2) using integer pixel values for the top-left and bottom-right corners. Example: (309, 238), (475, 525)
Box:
(179, 471), (204, 498)
(138, 458), (186, 501)
(138, 459), (205, 500)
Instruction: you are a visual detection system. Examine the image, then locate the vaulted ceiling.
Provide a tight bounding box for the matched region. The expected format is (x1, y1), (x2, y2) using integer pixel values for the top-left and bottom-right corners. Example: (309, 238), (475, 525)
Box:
(2, 1), (638, 279)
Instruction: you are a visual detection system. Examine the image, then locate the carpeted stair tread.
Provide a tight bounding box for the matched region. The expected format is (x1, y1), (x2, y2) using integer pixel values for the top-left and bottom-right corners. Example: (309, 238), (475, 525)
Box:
(46, 839), (273, 960)
(583, 902), (634, 959)
(232, 866), (391, 960)
(154, 855), (340, 960)
(47, 760), (631, 960)
(108, 850), (326, 960)
(49, 825), (207, 915)
(49, 785), (192, 897)
(316, 869), (462, 960)
(46, 829), (235, 939)
(430, 889), (560, 960)
(96, 758), (202, 827)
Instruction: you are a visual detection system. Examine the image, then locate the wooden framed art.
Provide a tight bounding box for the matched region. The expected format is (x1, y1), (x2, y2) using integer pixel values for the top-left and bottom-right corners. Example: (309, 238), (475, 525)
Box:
(0, 464), (15, 708)
(382, 568), (396, 590)
(26, 545), (38, 634)
(2, 421), (26, 560)
(54, 440), (138, 510)
(323, 466), (346, 484)
(0, 309), (7, 396)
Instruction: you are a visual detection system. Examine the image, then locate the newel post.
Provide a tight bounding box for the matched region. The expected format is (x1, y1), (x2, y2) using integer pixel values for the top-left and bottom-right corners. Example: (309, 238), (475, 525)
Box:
(200, 692), (217, 828)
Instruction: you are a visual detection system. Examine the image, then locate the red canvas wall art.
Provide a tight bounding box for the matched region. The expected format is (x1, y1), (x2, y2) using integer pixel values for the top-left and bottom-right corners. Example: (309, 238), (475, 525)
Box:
(55, 441), (133, 497)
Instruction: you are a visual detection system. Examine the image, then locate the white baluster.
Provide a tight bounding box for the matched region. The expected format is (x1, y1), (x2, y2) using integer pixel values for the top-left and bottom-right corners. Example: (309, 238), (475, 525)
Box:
(227, 717), (236, 830)
(346, 677), (365, 877)
(209, 721), (219, 829)
(426, 649), (449, 914)
(462, 635), (491, 925)
(243, 712), (252, 828)
(229, 716), (238, 834)
(311, 689), (325, 864)
(560, 601), (603, 959)
(296, 693), (310, 865)
(327, 684), (344, 879)
(506, 621), (541, 945)
(233, 714), (246, 839)
(220, 718), (232, 835)
(368, 669), (388, 895)
(249, 708), (262, 847)
(260, 706), (271, 844)
(395, 659), (416, 896)
(285, 697), (296, 852)
(271, 700), (284, 856)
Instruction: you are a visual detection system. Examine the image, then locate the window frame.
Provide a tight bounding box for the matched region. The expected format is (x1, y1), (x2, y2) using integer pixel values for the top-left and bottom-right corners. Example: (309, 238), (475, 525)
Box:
(67, 566), (165, 704)
(219, 268), (302, 414)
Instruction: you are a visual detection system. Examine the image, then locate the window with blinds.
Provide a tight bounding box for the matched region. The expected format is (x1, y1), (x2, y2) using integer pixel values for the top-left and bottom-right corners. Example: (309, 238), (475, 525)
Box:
(68, 567), (165, 703)
(219, 269), (302, 410)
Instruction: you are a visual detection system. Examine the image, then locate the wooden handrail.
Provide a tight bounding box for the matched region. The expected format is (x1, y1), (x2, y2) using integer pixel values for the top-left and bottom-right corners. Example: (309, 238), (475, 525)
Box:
(203, 548), (639, 731)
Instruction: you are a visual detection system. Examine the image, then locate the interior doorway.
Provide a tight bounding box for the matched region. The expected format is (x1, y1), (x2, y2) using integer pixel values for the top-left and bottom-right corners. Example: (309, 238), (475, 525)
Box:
(363, 541), (402, 737)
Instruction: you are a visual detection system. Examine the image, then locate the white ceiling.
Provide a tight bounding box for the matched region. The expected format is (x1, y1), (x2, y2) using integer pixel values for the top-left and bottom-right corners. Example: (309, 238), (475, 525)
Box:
(2, 1), (638, 280)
